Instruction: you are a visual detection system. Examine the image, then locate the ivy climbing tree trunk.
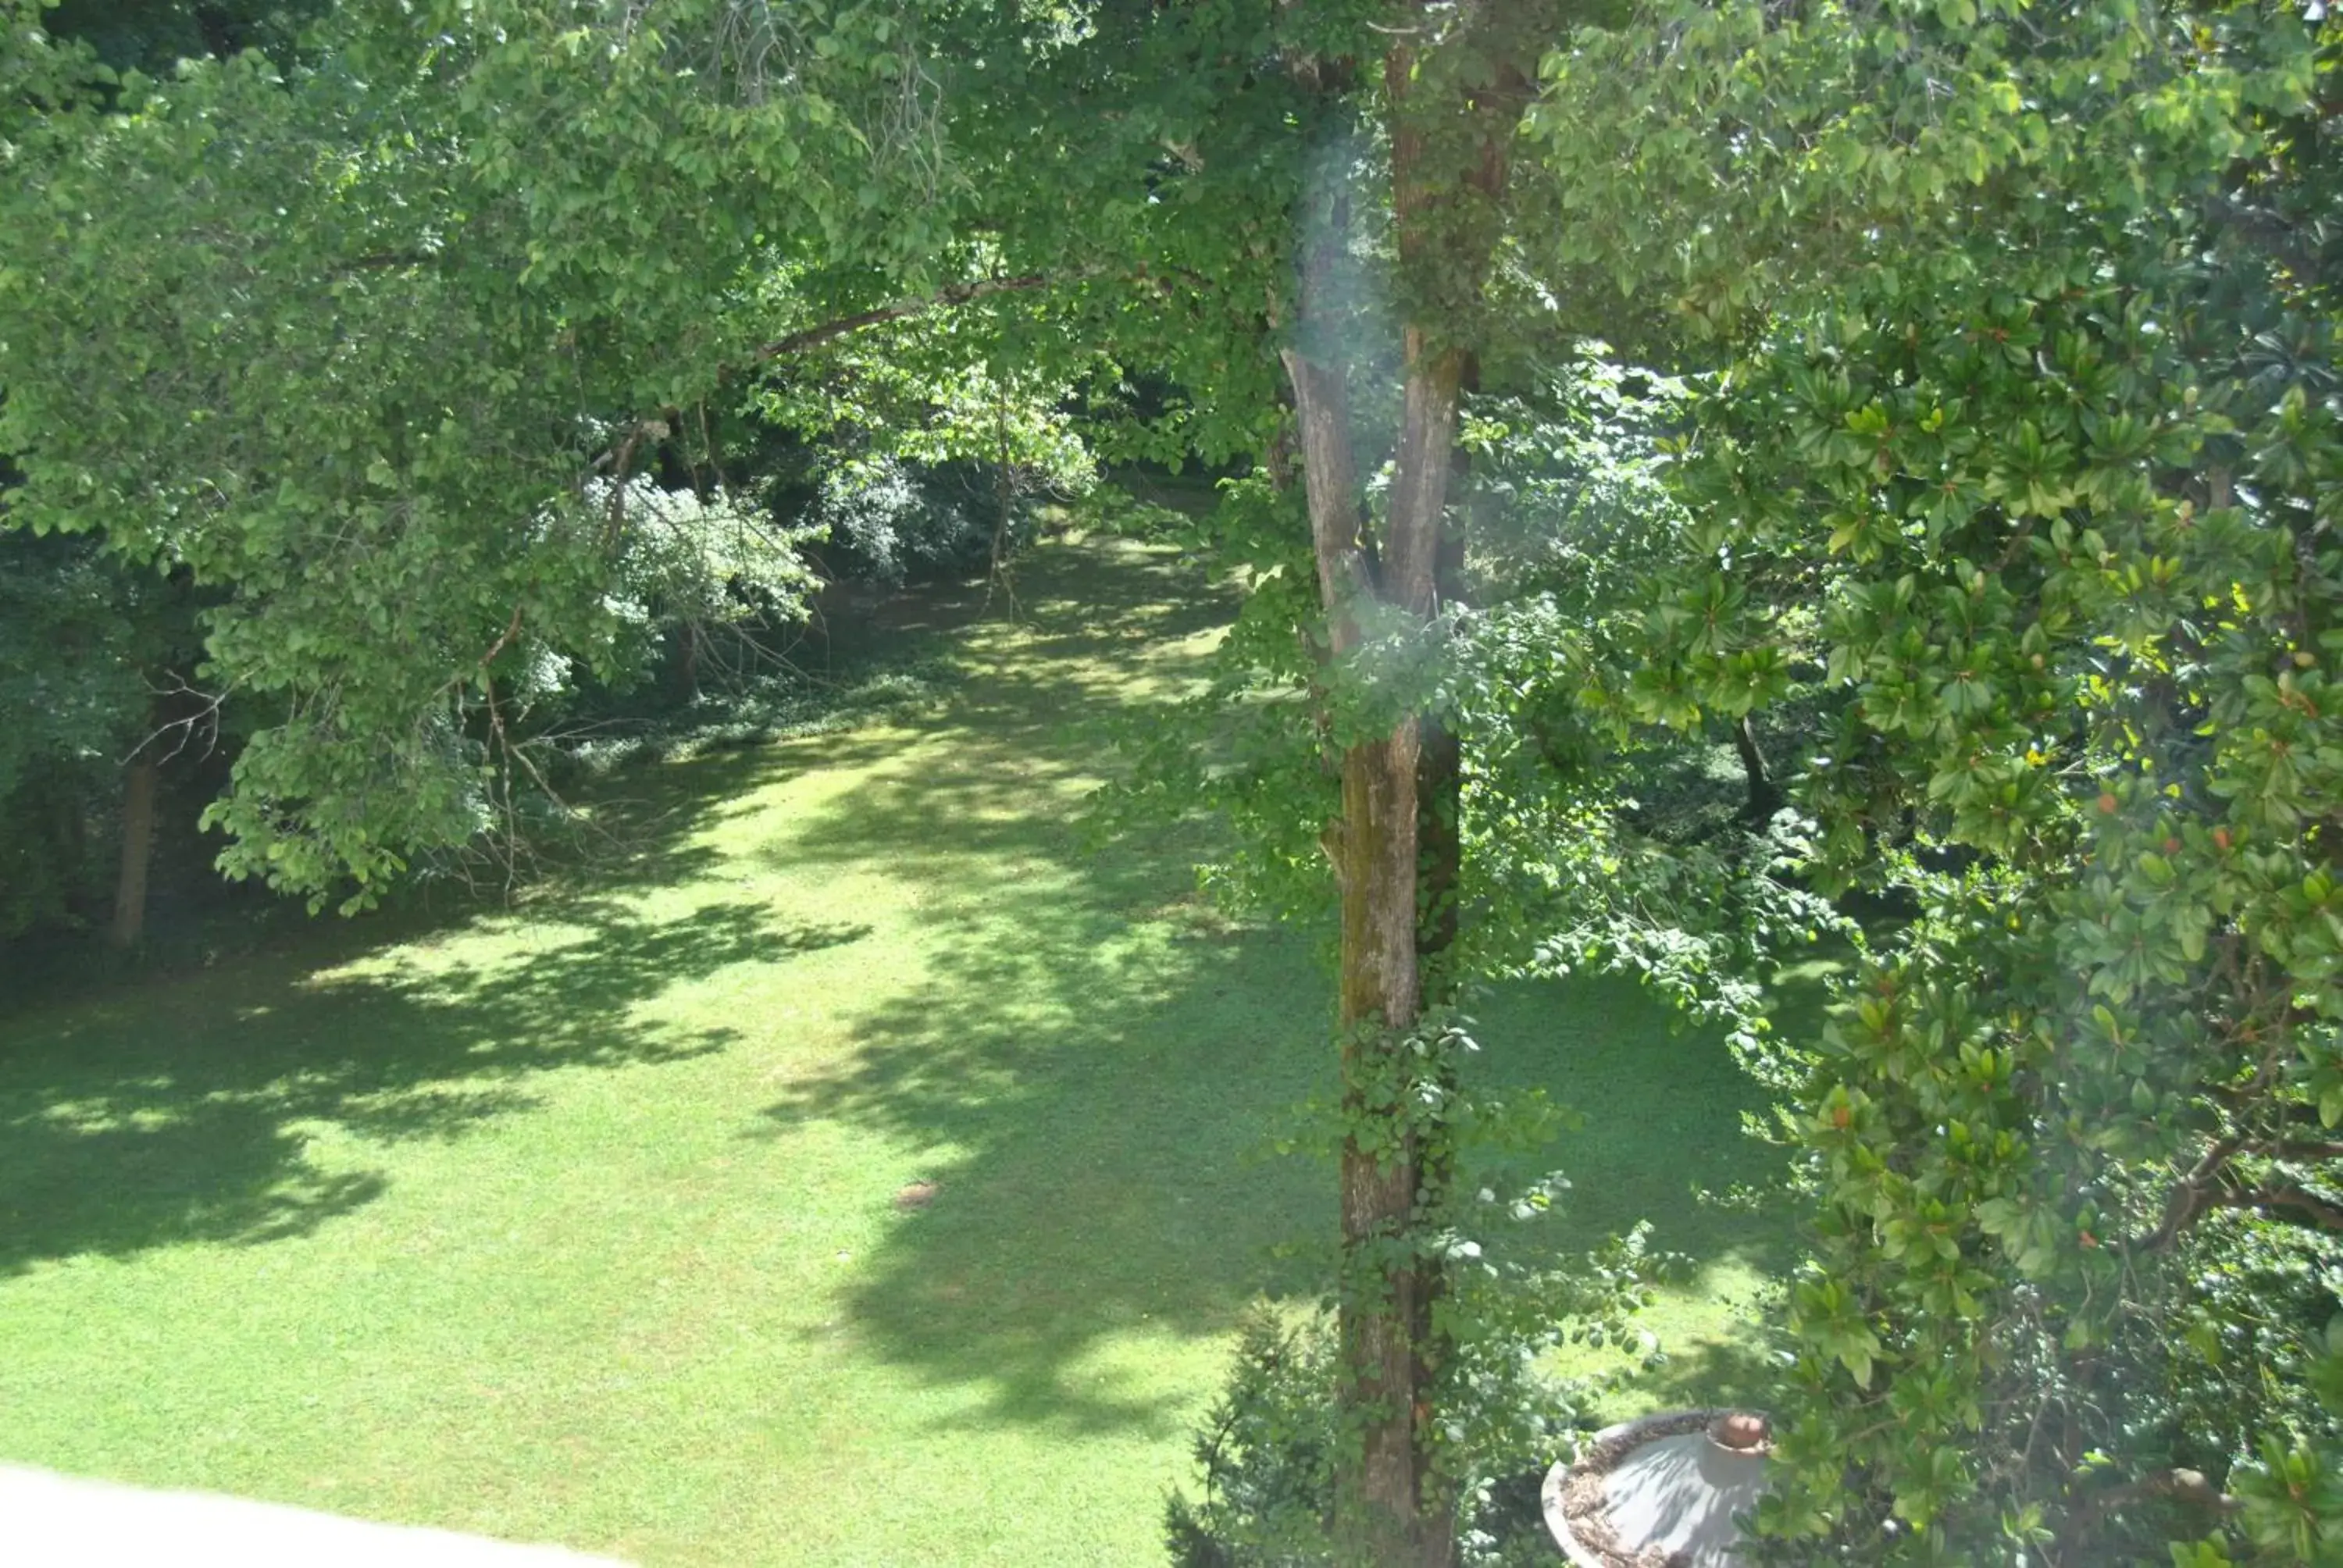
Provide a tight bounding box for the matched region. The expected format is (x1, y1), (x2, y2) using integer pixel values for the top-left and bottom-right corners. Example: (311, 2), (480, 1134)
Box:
(1407, 415), (1469, 1568)
(1284, 168), (1443, 1565)
(1280, 21), (1520, 1559)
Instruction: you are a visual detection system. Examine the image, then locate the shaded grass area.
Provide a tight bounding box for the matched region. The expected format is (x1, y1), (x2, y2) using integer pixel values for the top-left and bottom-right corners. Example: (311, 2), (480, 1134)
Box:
(1475, 978), (1803, 1420)
(0, 536), (1794, 1564)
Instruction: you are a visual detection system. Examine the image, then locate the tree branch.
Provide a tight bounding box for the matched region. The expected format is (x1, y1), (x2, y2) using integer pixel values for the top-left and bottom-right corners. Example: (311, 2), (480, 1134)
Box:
(2216, 1181), (2343, 1234)
(752, 273), (1050, 362)
(476, 604), (526, 674)
(2057, 1467), (2237, 1558)
(2133, 1135), (2242, 1253)
(594, 414), (671, 551)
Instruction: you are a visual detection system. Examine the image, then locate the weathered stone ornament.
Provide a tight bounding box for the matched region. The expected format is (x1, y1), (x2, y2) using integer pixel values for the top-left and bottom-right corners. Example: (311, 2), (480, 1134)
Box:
(1542, 1409), (1773, 1567)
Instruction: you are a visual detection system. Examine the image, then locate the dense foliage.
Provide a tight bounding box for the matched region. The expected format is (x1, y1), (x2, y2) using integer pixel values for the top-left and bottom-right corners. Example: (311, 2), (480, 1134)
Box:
(5, 0), (2342, 1562)
(0, 533), (164, 935)
(1535, 2), (2343, 1559)
(1166, 1222), (1663, 1568)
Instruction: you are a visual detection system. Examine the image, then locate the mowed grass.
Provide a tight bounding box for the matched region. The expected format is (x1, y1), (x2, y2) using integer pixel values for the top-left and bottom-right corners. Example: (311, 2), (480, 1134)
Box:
(0, 538), (1790, 1565)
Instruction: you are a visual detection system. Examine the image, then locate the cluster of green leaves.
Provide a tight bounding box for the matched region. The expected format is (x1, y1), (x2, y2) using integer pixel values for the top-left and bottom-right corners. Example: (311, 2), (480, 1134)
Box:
(747, 304), (1102, 589)
(1533, 0), (2343, 1557)
(0, 0), (332, 945)
(1448, 354), (1850, 1061)
(594, 476), (818, 644)
(0, 0), (968, 904)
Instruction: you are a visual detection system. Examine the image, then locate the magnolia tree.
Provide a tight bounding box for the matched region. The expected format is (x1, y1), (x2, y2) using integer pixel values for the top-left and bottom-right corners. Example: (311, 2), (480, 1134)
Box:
(1533, 2), (2343, 1560)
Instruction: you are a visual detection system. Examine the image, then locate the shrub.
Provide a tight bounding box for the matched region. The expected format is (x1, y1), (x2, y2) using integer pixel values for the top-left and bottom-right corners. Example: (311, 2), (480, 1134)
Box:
(811, 455), (1021, 586)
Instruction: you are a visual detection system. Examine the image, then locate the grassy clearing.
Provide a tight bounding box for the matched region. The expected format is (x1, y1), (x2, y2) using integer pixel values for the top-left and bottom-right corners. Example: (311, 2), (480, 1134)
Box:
(0, 537), (1788, 1565)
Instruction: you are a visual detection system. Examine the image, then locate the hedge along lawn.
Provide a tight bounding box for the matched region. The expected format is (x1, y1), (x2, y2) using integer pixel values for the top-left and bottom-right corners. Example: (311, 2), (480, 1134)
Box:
(0, 536), (1789, 1566)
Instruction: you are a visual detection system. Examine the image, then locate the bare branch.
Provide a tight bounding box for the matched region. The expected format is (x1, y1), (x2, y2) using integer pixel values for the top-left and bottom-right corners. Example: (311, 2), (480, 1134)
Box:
(476, 603), (526, 673)
(122, 674), (234, 769)
(2216, 1182), (2343, 1234)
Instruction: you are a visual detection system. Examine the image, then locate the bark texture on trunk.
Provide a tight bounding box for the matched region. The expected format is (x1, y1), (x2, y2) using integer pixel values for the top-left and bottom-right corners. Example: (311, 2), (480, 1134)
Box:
(110, 747), (159, 950)
(1286, 173), (1448, 1565)
(1280, 371), (1370, 648)
(1282, 17), (1527, 1566)
(1385, 330), (1466, 615)
(1333, 725), (1434, 1564)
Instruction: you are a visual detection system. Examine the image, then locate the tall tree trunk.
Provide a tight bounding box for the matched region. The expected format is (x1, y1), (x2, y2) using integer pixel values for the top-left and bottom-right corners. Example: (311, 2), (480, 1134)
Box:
(1282, 17), (1523, 1563)
(1334, 725), (1435, 1561)
(110, 746), (159, 950)
(1285, 155), (1445, 1568)
(1286, 188), (1480, 1568)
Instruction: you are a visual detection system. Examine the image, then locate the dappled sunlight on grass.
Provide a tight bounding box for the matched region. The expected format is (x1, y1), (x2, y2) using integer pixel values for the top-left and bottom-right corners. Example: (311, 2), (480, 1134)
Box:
(0, 537), (1797, 1564)
(0, 894), (851, 1278)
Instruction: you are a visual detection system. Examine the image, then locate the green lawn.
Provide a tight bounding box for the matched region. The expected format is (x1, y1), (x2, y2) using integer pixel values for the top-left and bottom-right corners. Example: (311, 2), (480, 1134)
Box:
(0, 538), (1788, 1565)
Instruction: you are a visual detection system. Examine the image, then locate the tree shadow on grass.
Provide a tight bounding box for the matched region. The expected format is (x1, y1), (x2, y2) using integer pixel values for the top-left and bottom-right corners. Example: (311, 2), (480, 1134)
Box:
(744, 540), (1799, 1438)
(747, 543), (1332, 1437)
(0, 542), (1219, 1292)
(0, 547), (1156, 1284)
(0, 897), (868, 1278)
(754, 875), (1799, 1440)
(756, 879), (1333, 1439)
(1635, 1315), (1789, 1413)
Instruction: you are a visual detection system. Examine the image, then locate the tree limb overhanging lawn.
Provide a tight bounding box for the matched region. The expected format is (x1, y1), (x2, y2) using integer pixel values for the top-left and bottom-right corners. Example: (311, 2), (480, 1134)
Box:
(0, 540), (1784, 1566)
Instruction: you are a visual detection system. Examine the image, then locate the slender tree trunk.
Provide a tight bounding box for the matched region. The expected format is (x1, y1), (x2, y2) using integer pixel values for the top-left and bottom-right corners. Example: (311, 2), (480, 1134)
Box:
(110, 747), (159, 949)
(1734, 715), (1782, 825)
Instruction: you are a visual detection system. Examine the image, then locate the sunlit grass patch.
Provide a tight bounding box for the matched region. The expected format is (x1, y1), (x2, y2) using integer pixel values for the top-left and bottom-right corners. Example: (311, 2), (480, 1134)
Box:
(0, 538), (1791, 1564)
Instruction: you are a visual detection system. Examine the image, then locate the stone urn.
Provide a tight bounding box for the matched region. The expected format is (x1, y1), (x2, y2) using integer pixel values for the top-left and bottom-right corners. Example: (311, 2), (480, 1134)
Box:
(1541, 1409), (1773, 1567)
